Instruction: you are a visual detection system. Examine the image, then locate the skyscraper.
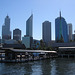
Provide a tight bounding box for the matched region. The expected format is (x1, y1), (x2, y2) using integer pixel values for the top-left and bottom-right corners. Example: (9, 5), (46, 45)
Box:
(2, 15), (11, 40)
(26, 14), (33, 37)
(13, 28), (21, 41)
(68, 23), (72, 41)
(55, 12), (68, 42)
(42, 21), (51, 46)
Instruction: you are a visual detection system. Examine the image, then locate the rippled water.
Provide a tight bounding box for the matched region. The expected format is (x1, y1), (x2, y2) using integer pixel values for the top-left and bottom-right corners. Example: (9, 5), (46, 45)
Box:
(0, 58), (75, 75)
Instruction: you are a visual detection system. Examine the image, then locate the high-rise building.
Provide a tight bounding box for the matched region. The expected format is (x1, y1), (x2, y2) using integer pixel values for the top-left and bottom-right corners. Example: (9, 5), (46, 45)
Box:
(72, 34), (75, 41)
(26, 14), (33, 37)
(68, 23), (72, 41)
(2, 15), (11, 40)
(55, 12), (68, 42)
(42, 21), (51, 46)
(13, 28), (21, 41)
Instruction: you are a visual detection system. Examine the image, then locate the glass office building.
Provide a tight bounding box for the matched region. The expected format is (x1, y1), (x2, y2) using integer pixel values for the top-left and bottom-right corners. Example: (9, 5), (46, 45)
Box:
(55, 12), (68, 42)
(26, 14), (33, 37)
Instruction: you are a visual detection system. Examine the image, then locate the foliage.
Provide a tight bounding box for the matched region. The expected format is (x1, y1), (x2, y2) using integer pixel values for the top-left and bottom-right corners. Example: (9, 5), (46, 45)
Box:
(56, 35), (64, 43)
(46, 46), (53, 51)
(70, 40), (72, 42)
(37, 39), (53, 50)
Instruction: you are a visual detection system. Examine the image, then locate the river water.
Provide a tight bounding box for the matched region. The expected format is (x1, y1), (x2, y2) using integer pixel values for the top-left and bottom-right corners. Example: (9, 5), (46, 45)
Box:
(0, 58), (75, 75)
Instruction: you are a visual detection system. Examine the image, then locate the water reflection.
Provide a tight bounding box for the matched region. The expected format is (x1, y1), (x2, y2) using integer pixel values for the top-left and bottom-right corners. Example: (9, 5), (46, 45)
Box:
(31, 61), (42, 75)
(55, 58), (75, 75)
(0, 58), (75, 75)
(40, 59), (51, 75)
(50, 60), (57, 75)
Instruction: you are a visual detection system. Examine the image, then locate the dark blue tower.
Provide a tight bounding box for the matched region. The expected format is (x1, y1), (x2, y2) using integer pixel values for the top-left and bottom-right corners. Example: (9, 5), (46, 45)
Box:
(55, 12), (68, 42)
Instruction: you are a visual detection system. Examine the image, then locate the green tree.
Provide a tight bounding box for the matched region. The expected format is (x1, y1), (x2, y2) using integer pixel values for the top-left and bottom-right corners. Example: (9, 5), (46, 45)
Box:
(70, 40), (72, 42)
(38, 40), (46, 50)
(46, 46), (53, 51)
(59, 35), (64, 43)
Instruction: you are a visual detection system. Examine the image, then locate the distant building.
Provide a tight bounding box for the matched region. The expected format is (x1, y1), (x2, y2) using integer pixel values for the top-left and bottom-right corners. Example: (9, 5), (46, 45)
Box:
(0, 37), (1, 44)
(3, 44), (26, 49)
(49, 42), (75, 47)
(68, 23), (72, 41)
(55, 11), (68, 42)
(22, 36), (33, 48)
(26, 14), (33, 37)
(5, 39), (18, 44)
(2, 15), (11, 40)
(42, 21), (51, 46)
(72, 34), (75, 41)
(0, 39), (1, 44)
(13, 28), (21, 41)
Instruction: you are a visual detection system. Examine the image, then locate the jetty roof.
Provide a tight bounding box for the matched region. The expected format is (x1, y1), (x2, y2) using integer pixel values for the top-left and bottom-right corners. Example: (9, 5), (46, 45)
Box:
(10, 49), (57, 53)
(59, 47), (75, 49)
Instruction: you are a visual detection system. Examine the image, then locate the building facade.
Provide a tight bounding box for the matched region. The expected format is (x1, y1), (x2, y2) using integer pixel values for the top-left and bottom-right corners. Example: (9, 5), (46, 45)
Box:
(2, 15), (11, 40)
(72, 34), (75, 41)
(13, 28), (21, 41)
(42, 21), (51, 46)
(26, 14), (33, 37)
(68, 23), (72, 41)
(55, 12), (68, 42)
(5, 39), (18, 44)
(22, 36), (33, 48)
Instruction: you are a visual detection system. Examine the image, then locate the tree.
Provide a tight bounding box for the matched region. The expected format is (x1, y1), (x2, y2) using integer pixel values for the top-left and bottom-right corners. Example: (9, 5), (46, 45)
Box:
(46, 46), (53, 51)
(70, 40), (72, 42)
(17, 40), (22, 44)
(59, 35), (64, 43)
(56, 35), (64, 43)
(38, 40), (46, 50)
(40, 40), (45, 47)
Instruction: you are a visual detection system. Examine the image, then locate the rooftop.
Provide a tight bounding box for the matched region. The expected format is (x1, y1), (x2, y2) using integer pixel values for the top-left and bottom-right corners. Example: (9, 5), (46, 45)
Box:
(10, 49), (57, 53)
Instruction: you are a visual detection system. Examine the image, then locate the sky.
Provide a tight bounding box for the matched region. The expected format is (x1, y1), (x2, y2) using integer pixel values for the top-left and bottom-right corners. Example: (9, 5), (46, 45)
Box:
(0, 0), (75, 40)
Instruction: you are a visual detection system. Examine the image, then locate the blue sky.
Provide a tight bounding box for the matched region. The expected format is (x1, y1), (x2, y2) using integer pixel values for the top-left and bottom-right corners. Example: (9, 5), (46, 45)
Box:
(0, 0), (75, 40)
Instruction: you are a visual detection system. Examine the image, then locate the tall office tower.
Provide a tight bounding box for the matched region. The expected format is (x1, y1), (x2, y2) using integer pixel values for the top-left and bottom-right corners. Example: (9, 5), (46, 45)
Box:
(13, 28), (21, 41)
(2, 15), (11, 40)
(26, 14), (33, 37)
(68, 23), (72, 41)
(55, 11), (68, 42)
(42, 21), (51, 46)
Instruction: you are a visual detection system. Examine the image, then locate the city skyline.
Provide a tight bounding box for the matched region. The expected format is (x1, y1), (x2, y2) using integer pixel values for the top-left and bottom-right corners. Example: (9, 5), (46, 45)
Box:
(0, 0), (75, 40)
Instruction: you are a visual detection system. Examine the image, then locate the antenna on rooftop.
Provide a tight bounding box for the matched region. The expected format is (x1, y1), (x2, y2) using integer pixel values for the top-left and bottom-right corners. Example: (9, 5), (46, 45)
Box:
(60, 11), (61, 19)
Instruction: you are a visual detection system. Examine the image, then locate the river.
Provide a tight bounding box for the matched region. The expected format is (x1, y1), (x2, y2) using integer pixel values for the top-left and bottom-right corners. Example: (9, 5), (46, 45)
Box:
(0, 58), (75, 75)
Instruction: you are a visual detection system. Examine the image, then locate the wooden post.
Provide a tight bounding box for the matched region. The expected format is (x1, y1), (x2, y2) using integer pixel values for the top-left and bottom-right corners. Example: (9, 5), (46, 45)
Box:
(1, 53), (2, 61)
(20, 53), (22, 61)
(68, 55), (69, 58)
(15, 53), (17, 62)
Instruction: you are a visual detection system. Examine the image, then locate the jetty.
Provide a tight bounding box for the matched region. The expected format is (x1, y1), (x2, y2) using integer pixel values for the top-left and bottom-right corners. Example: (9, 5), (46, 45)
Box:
(58, 47), (75, 58)
(0, 48), (57, 63)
